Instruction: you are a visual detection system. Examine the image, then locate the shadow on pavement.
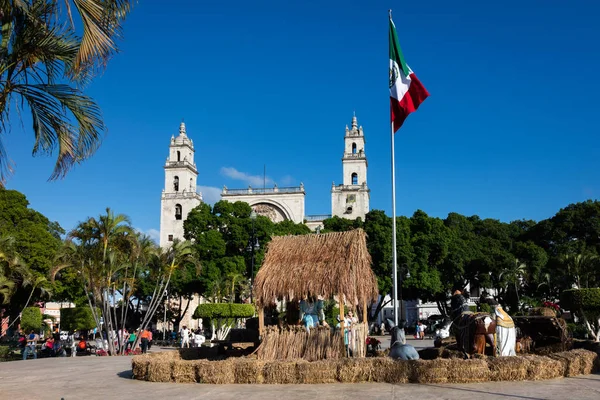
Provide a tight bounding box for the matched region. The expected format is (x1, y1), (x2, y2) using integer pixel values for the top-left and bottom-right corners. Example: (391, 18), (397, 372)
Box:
(117, 370), (133, 379)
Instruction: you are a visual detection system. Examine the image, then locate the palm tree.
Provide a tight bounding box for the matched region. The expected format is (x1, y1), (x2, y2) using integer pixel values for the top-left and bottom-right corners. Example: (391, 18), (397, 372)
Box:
(559, 253), (599, 289)
(6, 275), (53, 331)
(500, 258), (527, 311)
(0, 275), (14, 304)
(0, 235), (30, 302)
(225, 272), (246, 303)
(51, 208), (135, 355)
(133, 240), (199, 350)
(0, 1), (134, 182)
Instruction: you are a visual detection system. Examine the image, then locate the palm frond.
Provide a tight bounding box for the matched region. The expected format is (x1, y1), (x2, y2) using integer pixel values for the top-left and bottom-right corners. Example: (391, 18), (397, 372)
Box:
(12, 83), (104, 180)
(69, 0), (132, 74)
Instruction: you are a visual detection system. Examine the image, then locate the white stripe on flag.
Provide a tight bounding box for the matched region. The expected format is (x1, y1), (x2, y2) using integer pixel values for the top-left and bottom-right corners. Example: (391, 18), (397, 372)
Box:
(390, 60), (412, 101)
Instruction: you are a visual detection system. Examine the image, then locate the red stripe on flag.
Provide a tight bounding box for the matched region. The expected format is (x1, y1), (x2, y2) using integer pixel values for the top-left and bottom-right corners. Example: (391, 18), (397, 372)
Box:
(390, 73), (429, 132)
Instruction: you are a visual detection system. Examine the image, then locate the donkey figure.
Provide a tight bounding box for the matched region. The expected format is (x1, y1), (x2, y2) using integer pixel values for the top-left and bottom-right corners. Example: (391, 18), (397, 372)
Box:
(386, 319), (419, 360)
(453, 313), (496, 358)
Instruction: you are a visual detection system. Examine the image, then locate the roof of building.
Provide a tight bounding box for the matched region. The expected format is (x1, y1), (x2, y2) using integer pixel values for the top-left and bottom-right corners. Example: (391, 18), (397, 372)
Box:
(253, 228), (378, 307)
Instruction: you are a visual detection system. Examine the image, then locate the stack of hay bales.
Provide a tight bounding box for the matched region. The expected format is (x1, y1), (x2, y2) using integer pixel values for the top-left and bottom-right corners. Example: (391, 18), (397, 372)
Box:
(131, 348), (600, 384)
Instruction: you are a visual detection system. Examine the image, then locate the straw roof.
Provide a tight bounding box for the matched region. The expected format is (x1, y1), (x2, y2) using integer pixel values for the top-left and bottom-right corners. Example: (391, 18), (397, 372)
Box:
(253, 228), (378, 307)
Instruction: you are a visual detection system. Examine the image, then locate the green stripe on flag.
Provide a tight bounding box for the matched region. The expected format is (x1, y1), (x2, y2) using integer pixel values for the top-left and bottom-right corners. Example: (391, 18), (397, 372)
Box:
(389, 18), (410, 77)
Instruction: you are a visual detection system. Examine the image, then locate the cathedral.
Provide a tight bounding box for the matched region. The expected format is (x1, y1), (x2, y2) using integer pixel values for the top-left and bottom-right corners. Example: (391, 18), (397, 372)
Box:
(159, 115), (370, 246)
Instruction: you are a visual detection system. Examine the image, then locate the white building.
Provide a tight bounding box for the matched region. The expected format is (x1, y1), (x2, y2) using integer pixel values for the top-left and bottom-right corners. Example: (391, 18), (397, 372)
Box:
(159, 122), (203, 248)
(220, 115), (370, 229)
(221, 184), (306, 224)
(158, 122), (203, 332)
(331, 115), (370, 221)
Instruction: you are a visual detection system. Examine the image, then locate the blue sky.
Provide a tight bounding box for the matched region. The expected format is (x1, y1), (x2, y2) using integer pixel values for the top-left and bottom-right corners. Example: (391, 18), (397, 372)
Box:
(4, 0), (600, 241)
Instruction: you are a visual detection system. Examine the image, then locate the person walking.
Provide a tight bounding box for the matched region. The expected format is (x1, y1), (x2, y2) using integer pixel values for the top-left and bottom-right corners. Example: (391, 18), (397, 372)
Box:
(180, 325), (190, 348)
(140, 328), (151, 354)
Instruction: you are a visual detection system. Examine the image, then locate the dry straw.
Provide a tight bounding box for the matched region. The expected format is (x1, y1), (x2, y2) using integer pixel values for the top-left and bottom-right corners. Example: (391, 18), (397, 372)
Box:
(549, 349), (598, 376)
(133, 348), (599, 384)
(262, 360), (299, 384)
(195, 359), (235, 384)
(253, 229), (378, 307)
(257, 326), (344, 361)
(296, 360), (338, 383)
(521, 355), (563, 380)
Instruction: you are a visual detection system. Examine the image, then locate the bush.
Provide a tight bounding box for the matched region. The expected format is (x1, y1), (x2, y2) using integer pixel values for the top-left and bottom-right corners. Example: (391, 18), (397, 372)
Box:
(60, 307), (97, 331)
(480, 303), (492, 313)
(193, 303), (255, 319)
(21, 307), (42, 332)
(561, 289), (600, 310)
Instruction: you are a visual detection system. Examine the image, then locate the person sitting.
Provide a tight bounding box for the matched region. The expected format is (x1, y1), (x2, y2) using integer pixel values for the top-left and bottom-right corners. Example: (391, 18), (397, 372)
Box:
(77, 337), (89, 355)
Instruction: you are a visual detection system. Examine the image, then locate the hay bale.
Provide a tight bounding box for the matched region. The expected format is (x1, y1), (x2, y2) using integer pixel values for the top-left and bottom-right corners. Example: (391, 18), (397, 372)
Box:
(131, 355), (150, 380)
(195, 359), (235, 384)
(296, 360), (337, 383)
(233, 358), (265, 384)
(549, 349), (598, 376)
(336, 358), (378, 383)
(521, 355), (563, 380)
(262, 361), (299, 384)
(147, 359), (175, 382)
(446, 359), (490, 383)
(171, 360), (197, 383)
(369, 358), (410, 383)
(529, 307), (557, 317)
(487, 357), (529, 381)
(411, 359), (449, 383)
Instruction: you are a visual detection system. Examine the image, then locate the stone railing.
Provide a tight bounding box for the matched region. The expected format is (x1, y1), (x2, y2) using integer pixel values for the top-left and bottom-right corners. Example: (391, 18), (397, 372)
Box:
(304, 214), (332, 222)
(165, 160), (196, 169)
(343, 152), (366, 159)
(223, 186), (304, 195)
(162, 191), (203, 200)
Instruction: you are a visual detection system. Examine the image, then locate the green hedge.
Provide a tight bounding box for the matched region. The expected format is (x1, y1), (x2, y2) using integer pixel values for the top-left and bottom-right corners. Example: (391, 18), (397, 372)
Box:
(60, 307), (97, 331)
(561, 288), (600, 310)
(193, 303), (255, 319)
(21, 307), (42, 332)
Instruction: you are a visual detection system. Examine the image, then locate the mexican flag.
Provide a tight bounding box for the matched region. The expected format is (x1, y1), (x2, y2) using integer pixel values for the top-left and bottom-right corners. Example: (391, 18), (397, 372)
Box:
(389, 17), (429, 132)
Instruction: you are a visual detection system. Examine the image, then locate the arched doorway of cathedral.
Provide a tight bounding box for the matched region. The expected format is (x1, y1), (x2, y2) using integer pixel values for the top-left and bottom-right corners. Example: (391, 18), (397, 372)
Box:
(250, 201), (292, 223)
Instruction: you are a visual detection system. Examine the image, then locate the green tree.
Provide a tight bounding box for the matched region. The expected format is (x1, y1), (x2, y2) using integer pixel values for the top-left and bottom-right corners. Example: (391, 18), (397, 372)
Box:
(0, 189), (62, 332)
(21, 306), (42, 332)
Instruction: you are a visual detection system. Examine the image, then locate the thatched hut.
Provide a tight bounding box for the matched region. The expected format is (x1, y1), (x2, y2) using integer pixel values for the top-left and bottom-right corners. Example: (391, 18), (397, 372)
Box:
(253, 228), (378, 359)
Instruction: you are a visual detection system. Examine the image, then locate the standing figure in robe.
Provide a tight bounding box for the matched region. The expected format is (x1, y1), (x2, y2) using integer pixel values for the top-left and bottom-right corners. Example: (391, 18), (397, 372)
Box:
(299, 296), (325, 331)
(490, 300), (516, 356)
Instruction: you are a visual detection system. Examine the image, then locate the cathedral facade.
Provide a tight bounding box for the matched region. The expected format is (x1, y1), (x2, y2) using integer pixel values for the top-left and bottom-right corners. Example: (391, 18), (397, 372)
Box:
(221, 115), (370, 229)
(159, 115), (370, 242)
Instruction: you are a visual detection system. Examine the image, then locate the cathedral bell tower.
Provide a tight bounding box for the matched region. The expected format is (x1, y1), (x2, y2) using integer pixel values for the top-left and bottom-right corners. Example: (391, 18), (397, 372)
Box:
(159, 122), (203, 247)
(331, 114), (370, 220)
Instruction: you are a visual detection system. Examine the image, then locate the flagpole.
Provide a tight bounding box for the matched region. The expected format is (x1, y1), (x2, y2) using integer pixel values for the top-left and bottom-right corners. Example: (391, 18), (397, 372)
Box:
(389, 9), (399, 327)
(391, 122), (399, 327)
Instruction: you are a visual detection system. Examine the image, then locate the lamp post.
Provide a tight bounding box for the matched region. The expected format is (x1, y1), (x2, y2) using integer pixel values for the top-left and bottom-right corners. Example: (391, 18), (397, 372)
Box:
(398, 263), (410, 322)
(247, 211), (260, 303)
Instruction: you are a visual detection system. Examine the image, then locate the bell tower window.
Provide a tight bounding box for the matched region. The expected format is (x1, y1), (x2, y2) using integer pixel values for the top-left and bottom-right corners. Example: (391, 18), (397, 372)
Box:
(175, 204), (182, 220)
(351, 173), (358, 185)
(174, 176), (179, 192)
(177, 151), (181, 162)
(352, 143), (357, 154)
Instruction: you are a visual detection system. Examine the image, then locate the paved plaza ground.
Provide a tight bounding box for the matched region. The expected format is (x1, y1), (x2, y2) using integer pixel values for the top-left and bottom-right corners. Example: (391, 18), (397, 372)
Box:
(2, 338), (600, 400)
